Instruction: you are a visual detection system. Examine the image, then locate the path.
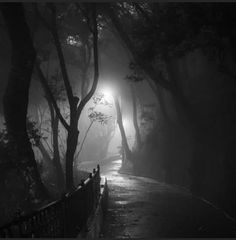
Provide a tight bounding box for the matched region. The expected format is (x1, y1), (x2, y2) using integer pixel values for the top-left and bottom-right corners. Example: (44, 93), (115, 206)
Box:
(95, 158), (236, 238)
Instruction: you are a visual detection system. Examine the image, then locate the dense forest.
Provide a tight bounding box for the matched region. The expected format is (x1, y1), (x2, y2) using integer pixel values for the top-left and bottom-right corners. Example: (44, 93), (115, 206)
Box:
(1, 2), (236, 227)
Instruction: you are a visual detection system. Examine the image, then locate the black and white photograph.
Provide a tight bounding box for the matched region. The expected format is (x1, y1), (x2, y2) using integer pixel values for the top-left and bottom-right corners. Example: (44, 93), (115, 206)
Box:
(0, 2), (236, 238)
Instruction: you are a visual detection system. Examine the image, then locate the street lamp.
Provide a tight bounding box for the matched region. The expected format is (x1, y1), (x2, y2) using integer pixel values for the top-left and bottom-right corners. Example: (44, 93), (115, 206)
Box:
(101, 87), (115, 103)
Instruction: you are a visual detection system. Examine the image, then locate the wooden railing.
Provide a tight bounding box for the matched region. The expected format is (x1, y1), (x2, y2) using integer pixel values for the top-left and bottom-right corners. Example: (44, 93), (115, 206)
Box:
(0, 165), (102, 238)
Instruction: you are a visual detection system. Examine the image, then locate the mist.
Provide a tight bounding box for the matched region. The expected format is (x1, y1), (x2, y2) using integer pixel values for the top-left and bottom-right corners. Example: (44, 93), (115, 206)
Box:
(1, 2), (236, 238)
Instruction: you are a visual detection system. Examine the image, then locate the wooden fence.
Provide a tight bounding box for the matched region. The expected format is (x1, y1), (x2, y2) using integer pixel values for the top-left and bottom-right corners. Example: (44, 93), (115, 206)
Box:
(0, 165), (103, 238)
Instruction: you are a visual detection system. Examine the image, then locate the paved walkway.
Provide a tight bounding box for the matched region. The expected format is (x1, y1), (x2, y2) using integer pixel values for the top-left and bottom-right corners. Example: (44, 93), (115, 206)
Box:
(97, 159), (236, 238)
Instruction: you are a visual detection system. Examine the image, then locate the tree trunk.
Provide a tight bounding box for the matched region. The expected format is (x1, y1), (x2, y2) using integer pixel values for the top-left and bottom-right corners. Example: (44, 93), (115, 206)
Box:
(75, 120), (94, 161)
(64, 4), (99, 191)
(47, 98), (65, 191)
(114, 95), (132, 161)
(37, 4), (99, 191)
(65, 122), (79, 191)
(1, 3), (49, 200)
(38, 69), (65, 192)
(130, 83), (142, 149)
(52, 113), (65, 191)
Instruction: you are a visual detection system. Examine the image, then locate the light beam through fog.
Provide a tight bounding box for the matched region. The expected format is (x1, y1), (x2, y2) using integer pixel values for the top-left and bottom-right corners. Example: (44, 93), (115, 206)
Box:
(1, 3), (236, 238)
(101, 86), (114, 102)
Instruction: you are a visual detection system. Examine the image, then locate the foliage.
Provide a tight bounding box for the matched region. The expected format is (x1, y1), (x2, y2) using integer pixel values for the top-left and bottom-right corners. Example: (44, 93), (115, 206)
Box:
(106, 2), (236, 91)
(88, 93), (112, 125)
(125, 62), (145, 83)
(0, 117), (43, 154)
(91, 93), (112, 107)
(127, 3), (222, 60)
(140, 103), (157, 135)
(75, 92), (115, 163)
(26, 118), (44, 146)
(0, 117), (43, 178)
(88, 111), (110, 125)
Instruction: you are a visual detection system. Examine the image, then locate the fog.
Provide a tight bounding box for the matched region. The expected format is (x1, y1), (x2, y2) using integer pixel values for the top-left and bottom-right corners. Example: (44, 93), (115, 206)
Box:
(1, 3), (236, 238)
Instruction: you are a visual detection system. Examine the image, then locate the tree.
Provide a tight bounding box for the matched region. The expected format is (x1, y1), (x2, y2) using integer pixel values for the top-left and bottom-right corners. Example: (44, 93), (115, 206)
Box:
(100, 3), (200, 125)
(108, 3), (236, 215)
(0, 3), (49, 201)
(100, 3), (169, 119)
(74, 93), (113, 165)
(34, 69), (66, 192)
(125, 74), (142, 150)
(35, 3), (99, 191)
(113, 93), (132, 163)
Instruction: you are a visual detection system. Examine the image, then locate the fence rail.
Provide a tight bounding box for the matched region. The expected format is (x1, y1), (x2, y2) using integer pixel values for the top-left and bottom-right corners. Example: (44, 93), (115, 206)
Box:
(0, 165), (102, 238)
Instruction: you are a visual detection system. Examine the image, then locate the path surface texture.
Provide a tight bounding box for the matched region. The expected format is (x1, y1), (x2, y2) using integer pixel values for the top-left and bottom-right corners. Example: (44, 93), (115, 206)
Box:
(88, 158), (236, 238)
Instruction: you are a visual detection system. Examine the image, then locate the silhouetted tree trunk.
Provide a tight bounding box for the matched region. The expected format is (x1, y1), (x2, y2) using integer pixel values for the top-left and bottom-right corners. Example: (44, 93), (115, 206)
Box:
(130, 83), (142, 149)
(80, 44), (92, 100)
(65, 112), (79, 190)
(114, 95), (132, 162)
(75, 120), (94, 161)
(66, 5), (99, 190)
(35, 64), (65, 191)
(36, 3), (99, 191)
(1, 3), (49, 200)
(50, 104), (65, 191)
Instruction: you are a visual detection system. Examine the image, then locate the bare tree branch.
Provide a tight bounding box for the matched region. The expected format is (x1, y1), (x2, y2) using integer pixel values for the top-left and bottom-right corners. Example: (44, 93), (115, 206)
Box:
(35, 62), (70, 131)
(49, 3), (75, 108)
(36, 3), (75, 108)
(77, 4), (99, 118)
(74, 120), (94, 161)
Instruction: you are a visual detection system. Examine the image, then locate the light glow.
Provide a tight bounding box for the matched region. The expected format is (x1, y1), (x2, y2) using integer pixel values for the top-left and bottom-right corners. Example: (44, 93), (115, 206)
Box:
(100, 86), (114, 103)
(102, 87), (113, 98)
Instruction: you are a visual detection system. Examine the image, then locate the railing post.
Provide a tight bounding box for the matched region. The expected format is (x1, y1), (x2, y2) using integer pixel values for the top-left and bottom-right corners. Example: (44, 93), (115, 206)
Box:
(97, 164), (101, 200)
(89, 172), (94, 212)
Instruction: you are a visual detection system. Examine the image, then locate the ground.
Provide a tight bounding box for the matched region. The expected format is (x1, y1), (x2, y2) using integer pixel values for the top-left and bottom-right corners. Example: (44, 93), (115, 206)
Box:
(80, 158), (236, 238)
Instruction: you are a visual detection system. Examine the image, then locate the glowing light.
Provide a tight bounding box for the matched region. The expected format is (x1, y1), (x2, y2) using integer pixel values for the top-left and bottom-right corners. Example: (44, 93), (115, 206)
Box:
(100, 87), (114, 103)
(102, 87), (113, 98)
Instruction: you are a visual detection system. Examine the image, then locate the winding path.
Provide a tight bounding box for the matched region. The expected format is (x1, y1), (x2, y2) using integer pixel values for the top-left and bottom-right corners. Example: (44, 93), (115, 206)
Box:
(96, 158), (236, 238)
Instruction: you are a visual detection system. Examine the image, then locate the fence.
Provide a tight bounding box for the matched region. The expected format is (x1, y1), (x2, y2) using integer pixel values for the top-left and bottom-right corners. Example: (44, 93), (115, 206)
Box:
(0, 165), (103, 238)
